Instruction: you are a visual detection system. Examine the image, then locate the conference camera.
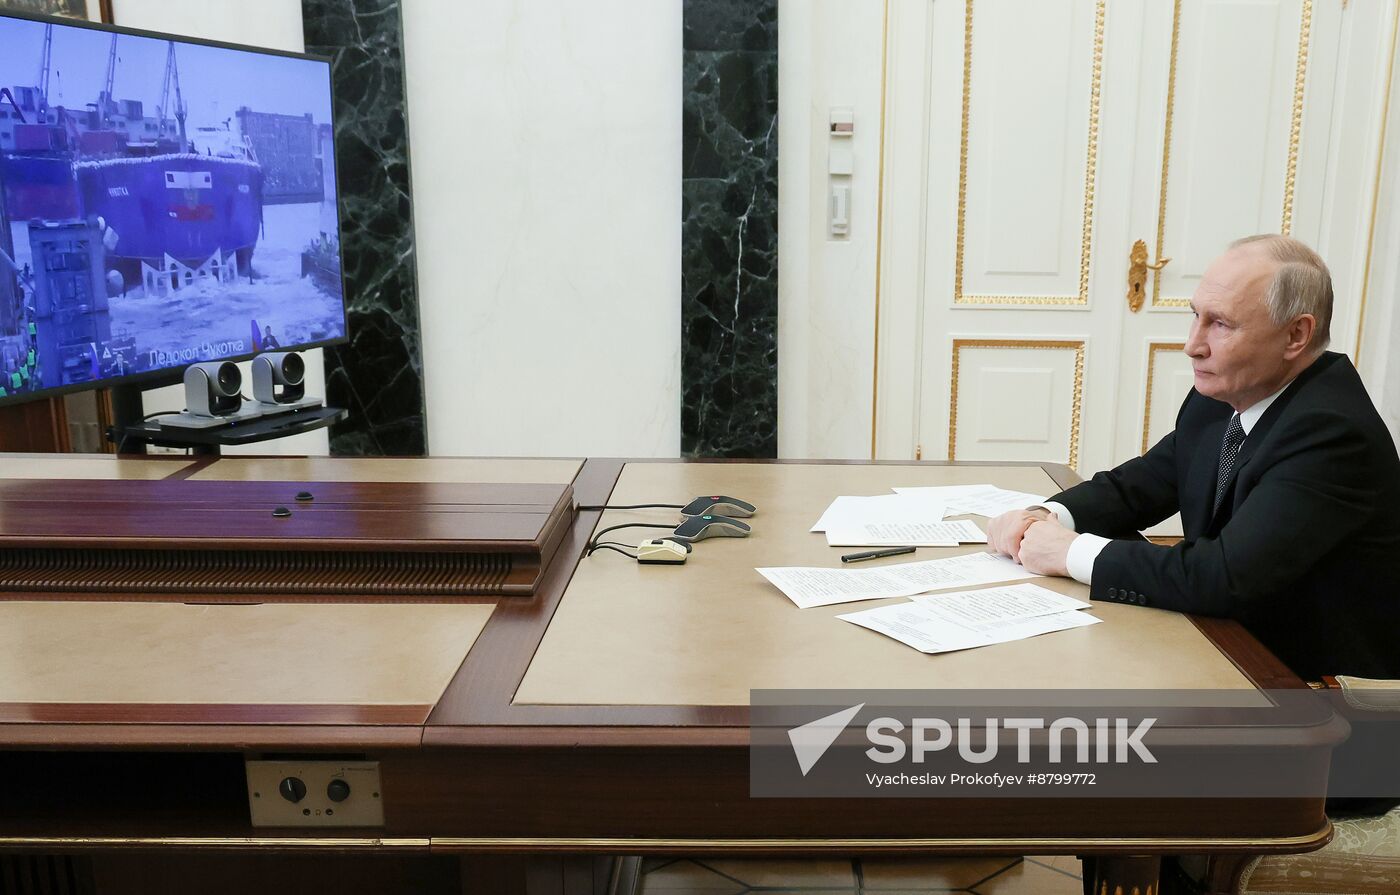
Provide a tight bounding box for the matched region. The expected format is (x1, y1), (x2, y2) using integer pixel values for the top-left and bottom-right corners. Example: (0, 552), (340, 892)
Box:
(253, 351), (306, 405)
(184, 361), (243, 418)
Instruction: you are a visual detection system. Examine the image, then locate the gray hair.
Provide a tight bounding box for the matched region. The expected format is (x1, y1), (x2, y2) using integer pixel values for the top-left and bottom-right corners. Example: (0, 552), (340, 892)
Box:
(1229, 234), (1333, 351)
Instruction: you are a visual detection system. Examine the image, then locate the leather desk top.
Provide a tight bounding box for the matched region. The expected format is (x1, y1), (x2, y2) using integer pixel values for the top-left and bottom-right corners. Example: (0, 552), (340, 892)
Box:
(514, 462), (1258, 706)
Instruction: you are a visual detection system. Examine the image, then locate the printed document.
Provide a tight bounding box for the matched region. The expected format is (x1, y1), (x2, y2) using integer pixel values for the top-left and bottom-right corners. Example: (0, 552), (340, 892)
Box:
(838, 583), (1100, 654)
(894, 484), (1048, 518)
(823, 518), (987, 547)
(756, 551), (1038, 609)
(811, 493), (947, 533)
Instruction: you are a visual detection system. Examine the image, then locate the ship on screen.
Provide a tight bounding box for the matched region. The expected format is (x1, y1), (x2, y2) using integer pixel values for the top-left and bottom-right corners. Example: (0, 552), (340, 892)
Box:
(0, 16), (345, 398)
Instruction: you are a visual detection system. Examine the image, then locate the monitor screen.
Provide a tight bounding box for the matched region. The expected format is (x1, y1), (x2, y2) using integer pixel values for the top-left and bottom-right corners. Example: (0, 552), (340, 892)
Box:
(0, 11), (347, 404)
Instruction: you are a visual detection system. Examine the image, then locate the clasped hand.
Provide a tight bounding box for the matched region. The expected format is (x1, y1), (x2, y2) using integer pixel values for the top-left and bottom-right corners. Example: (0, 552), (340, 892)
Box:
(986, 507), (1074, 578)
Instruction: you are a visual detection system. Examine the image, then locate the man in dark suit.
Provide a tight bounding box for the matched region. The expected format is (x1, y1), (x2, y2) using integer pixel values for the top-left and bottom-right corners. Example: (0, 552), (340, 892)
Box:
(989, 235), (1400, 682)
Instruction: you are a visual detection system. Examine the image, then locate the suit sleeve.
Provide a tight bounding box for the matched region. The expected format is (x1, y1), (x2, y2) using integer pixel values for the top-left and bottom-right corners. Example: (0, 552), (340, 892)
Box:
(1047, 428), (1181, 540)
(1088, 408), (1375, 618)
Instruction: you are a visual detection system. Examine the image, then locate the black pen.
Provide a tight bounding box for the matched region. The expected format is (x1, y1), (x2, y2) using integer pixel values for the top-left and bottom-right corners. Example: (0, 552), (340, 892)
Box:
(840, 546), (916, 563)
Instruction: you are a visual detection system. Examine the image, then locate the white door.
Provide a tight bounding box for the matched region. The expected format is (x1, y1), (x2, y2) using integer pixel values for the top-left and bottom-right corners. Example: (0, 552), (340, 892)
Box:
(873, 0), (1393, 506)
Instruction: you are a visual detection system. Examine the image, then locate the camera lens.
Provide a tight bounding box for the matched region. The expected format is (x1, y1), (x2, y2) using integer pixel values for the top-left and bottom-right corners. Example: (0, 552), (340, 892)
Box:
(216, 362), (241, 394)
(281, 352), (305, 385)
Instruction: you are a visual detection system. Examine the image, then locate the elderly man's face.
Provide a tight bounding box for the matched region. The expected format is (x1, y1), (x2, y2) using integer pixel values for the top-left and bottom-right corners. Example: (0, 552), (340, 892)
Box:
(1185, 247), (1296, 411)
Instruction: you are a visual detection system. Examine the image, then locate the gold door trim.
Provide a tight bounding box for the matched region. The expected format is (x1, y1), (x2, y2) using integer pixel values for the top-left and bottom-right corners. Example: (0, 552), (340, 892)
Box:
(1153, 0), (1314, 308)
(953, 0), (1105, 307)
(871, 0), (893, 459)
(1280, 0), (1315, 234)
(1355, 0), (1400, 365)
(948, 339), (1085, 470)
(1151, 0), (1187, 308)
(1142, 342), (1187, 455)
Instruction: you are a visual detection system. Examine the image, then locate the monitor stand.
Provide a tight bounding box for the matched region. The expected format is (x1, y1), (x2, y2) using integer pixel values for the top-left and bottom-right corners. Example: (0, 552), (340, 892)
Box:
(106, 382), (345, 456)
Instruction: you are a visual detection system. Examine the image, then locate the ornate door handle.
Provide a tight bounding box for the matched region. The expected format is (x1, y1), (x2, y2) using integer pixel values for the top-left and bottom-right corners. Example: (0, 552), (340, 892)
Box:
(1127, 239), (1171, 312)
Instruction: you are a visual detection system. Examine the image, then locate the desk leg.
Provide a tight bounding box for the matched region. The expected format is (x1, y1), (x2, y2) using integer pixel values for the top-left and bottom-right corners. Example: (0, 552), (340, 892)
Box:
(1088, 855), (1160, 895)
(459, 856), (629, 895)
(1202, 854), (1253, 895)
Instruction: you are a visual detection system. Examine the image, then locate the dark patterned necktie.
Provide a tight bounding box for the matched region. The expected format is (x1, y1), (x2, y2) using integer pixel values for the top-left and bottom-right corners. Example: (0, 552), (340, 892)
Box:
(1213, 414), (1246, 514)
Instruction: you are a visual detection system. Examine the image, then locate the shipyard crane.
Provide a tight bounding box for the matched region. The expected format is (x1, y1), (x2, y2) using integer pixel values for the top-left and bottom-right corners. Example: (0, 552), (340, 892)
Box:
(158, 41), (188, 150)
(36, 24), (52, 110)
(98, 33), (117, 124)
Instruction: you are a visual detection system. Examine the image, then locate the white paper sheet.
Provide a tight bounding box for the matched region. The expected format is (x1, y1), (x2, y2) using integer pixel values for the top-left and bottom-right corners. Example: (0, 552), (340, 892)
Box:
(894, 485), (1048, 518)
(838, 583), (1099, 653)
(823, 518), (987, 547)
(912, 582), (1090, 616)
(811, 493), (947, 533)
(756, 551), (1038, 609)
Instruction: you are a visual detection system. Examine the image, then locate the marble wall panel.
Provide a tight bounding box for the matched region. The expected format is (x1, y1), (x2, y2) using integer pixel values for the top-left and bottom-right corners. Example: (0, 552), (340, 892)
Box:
(302, 0), (425, 455)
(683, 0), (778, 457)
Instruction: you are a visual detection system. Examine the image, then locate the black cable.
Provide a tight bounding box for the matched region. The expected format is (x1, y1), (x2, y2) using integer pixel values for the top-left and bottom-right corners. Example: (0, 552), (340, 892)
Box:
(578, 503), (684, 512)
(586, 541), (640, 559)
(590, 522), (674, 549)
(587, 522), (677, 557)
(143, 410), (180, 420)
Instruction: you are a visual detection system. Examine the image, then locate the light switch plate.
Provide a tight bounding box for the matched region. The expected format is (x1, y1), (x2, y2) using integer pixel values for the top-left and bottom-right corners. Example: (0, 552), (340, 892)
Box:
(246, 760), (384, 827)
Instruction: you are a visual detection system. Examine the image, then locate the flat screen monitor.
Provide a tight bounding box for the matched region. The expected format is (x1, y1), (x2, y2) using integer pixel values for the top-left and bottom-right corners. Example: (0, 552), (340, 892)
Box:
(0, 10), (347, 405)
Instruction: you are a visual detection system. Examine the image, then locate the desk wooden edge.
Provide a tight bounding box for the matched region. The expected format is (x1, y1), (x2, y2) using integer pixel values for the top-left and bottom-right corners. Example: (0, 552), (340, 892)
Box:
(426, 459), (1308, 736)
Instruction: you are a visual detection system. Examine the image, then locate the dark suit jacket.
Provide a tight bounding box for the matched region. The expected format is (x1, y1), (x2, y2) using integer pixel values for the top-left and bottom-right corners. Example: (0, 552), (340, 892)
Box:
(1049, 351), (1400, 681)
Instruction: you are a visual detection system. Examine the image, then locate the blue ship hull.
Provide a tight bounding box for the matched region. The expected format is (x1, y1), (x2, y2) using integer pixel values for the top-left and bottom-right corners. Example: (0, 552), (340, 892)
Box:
(75, 153), (263, 267)
(0, 153), (78, 220)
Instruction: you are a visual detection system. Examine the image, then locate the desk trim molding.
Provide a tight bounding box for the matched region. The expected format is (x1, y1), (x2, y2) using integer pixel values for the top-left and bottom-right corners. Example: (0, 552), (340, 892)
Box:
(0, 826), (1332, 856)
(428, 459), (1310, 741)
(429, 826), (1333, 854)
(0, 836), (430, 850)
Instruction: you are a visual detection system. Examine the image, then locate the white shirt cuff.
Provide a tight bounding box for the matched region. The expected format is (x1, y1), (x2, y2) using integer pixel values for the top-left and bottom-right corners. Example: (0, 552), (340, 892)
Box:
(1065, 533), (1110, 585)
(1038, 501), (1077, 533)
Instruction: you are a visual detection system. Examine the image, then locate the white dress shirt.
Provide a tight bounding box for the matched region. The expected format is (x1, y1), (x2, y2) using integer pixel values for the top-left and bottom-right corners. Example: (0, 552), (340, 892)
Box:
(1044, 381), (1293, 585)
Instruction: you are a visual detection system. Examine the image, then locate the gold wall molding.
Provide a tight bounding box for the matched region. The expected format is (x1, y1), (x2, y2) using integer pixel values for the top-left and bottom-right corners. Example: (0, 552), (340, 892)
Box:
(953, 0), (1105, 307)
(1153, 0), (1314, 308)
(1151, 0), (1187, 308)
(948, 339), (1086, 470)
(1355, 0), (1400, 365)
(1281, 0), (1314, 234)
(1142, 342), (1187, 454)
(872, 0), (892, 459)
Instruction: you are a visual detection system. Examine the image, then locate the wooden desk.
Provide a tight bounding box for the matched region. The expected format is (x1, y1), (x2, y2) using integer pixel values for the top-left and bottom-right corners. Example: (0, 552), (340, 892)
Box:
(0, 455), (1334, 895)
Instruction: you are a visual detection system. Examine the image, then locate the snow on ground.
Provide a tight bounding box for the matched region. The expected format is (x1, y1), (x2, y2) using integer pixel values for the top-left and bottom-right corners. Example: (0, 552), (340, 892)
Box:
(114, 202), (344, 369)
(12, 201), (344, 374)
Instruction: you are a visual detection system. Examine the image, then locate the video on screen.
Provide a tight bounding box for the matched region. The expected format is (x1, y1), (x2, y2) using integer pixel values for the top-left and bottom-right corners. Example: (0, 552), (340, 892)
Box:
(0, 14), (346, 399)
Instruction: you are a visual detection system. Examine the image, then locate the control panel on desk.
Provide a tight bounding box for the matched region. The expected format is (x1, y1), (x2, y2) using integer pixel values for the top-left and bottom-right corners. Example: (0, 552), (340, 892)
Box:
(246, 760), (384, 828)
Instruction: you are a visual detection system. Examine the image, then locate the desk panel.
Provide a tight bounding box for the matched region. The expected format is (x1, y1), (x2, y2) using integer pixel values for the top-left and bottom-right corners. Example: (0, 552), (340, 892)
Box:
(0, 458), (1331, 888)
(0, 602), (492, 706)
(191, 457), (582, 484)
(515, 462), (1256, 705)
(0, 453), (192, 480)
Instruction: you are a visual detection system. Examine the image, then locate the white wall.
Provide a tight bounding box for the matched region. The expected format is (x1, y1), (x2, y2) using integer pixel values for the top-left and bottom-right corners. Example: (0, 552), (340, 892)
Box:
(111, 0), (329, 456)
(1357, 5), (1400, 447)
(777, 0), (885, 459)
(403, 0), (682, 458)
(780, 0), (1400, 463)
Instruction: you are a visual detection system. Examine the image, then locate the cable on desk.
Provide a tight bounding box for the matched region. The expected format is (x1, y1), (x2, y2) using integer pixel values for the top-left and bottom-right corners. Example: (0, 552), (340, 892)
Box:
(587, 522), (675, 556)
(587, 541), (640, 560)
(578, 503), (684, 512)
